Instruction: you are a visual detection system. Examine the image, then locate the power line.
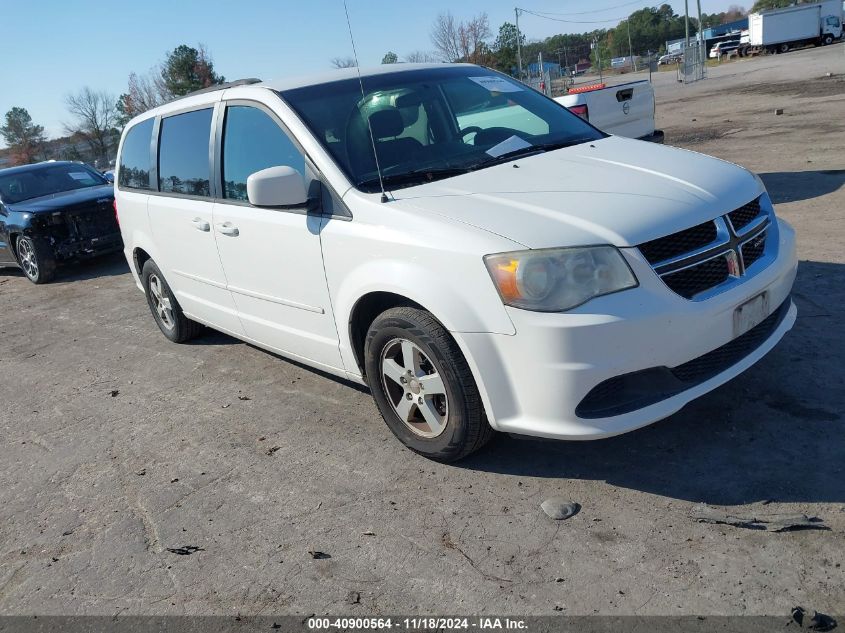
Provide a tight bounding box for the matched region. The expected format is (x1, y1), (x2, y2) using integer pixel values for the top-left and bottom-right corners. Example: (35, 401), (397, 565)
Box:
(520, 0), (648, 16)
(518, 8), (639, 24)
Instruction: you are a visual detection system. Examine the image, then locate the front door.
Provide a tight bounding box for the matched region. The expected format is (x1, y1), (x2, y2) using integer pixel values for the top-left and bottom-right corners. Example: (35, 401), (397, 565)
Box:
(148, 107), (243, 336)
(212, 102), (343, 371)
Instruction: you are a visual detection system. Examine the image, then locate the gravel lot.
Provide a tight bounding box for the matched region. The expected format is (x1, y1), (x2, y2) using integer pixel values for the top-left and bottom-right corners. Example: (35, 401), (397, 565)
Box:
(1, 45), (843, 617)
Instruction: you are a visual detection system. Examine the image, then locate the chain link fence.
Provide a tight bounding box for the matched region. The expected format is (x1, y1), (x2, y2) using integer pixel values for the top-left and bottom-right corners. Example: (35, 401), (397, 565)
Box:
(679, 41), (707, 83)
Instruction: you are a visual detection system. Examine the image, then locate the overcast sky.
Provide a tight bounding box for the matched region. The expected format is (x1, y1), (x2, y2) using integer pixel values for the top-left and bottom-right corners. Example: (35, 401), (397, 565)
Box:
(0, 0), (741, 145)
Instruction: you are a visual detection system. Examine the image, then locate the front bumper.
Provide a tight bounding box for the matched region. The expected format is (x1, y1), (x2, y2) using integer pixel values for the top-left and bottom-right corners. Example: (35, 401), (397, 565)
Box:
(54, 232), (124, 260)
(454, 217), (798, 440)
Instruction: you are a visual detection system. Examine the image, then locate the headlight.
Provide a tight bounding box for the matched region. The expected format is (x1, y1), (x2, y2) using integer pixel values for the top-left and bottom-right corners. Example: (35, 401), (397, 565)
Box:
(484, 246), (638, 312)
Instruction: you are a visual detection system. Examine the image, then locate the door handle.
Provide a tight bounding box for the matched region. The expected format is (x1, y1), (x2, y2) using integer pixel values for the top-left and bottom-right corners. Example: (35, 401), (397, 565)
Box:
(216, 222), (239, 237)
(191, 218), (210, 231)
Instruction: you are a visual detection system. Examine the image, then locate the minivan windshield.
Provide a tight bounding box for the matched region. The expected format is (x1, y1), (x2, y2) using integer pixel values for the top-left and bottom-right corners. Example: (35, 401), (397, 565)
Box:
(0, 163), (107, 204)
(280, 66), (603, 192)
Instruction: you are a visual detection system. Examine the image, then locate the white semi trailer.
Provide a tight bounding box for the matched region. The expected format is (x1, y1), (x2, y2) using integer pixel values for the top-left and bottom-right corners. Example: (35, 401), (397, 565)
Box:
(739, 0), (843, 55)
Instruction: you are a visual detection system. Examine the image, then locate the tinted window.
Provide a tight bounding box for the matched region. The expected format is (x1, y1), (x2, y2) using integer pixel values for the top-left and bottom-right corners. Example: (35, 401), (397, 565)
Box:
(222, 106), (305, 201)
(0, 163), (107, 204)
(158, 109), (213, 197)
(118, 118), (154, 190)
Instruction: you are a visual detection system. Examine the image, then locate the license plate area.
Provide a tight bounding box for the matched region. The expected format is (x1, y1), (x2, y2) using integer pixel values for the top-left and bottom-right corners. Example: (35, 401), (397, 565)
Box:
(733, 292), (769, 338)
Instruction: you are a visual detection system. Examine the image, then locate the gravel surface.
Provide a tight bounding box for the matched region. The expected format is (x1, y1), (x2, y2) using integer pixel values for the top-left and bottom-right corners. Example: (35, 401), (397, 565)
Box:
(1, 44), (843, 617)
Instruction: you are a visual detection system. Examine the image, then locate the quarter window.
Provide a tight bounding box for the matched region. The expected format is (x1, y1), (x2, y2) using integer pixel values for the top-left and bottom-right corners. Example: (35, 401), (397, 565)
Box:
(118, 118), (154, 190)
(222, 105), (305, 201)
(158, 109), (213, 197)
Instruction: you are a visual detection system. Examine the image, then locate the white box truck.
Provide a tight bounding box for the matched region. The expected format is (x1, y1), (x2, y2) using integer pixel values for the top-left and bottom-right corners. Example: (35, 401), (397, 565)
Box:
(739, 0), (843, 55)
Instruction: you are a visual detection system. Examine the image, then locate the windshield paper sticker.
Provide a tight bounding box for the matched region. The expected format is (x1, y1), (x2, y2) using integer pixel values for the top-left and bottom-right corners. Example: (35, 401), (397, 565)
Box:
(486, 135), (532, 158)
(469, 76), (523, 93)
(68, 172), (94, 181)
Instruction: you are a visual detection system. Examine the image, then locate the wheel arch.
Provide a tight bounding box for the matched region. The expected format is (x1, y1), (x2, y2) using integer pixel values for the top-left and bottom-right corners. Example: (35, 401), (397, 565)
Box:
(133, 246), (152, 277)
(348, 291), (427, 377)
(334, 259), (515, 379)
(8, 232), (22, 266)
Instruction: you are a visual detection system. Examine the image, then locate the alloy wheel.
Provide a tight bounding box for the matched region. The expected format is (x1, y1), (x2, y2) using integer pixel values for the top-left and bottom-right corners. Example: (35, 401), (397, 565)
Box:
(148, 273), (175, 330)
(380, 338), (449, 438)
(17, 238), (39, 280)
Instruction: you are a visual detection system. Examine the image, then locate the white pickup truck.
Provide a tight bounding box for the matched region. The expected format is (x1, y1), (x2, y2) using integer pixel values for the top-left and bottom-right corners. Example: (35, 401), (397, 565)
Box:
(554, 80), (663, 143)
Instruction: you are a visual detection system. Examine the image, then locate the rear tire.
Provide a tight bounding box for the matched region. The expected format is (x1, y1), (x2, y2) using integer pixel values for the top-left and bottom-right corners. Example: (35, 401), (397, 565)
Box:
(141, 259), (203, 343)
(778, 43), (790, 53)
(364, 307), (493, 462)
(16, 235), (56, 284)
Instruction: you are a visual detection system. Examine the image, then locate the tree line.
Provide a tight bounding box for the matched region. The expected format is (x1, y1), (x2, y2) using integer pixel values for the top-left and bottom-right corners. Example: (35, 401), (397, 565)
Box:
(1, 44), (223, 168)
(340, 5), (752, 76)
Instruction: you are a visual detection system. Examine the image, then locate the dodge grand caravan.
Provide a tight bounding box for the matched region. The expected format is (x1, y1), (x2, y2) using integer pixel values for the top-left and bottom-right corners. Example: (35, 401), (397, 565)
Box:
(115, 64), (797, 462)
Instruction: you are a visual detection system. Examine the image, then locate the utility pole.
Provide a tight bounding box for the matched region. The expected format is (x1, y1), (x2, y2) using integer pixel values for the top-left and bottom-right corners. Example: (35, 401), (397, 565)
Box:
(592, 38), (603, 83)
(684, 0), (690, 48)
(696, 0), (704, 73)
(515, 8), (523, 80)
(627, 20), (635, 71)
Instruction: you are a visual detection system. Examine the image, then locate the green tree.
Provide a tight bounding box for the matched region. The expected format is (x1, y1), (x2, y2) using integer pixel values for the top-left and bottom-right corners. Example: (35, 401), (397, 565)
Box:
(381, 51), (399, 64)
(115, 94), (132, 129)
(750, 0), (791, 11)
(492, 22), (524, 73)
(160, 44), (224, 97)
(1, 107), (46, 165)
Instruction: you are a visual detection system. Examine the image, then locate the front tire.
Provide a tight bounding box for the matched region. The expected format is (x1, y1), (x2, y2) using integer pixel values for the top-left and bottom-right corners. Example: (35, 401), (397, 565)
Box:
(16, 236), (56, 284)
(822, 34), (834, 45)
(364, 307), (493, 462)
(141, 259), (203, 343)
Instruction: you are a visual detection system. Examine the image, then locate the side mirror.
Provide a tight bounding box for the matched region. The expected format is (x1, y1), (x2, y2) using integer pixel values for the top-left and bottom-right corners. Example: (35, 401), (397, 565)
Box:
(103, 172), (115, 184)
(247, 166), (308, 207)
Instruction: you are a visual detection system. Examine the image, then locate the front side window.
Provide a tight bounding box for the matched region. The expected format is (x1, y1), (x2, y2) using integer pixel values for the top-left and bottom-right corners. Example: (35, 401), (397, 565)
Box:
(118, 118), (154, 190)
(281, 66), (602, 192)
(222, 105), (305, 201)
(158, 108), (213, 197)
(0, 163), (106, 204)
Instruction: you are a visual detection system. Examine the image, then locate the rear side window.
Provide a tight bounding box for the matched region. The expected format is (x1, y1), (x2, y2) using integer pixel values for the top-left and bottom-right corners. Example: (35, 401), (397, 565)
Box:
(118, 118), (154, 190)
(222, 105), (305, 201)
(158, 108), (213, 197)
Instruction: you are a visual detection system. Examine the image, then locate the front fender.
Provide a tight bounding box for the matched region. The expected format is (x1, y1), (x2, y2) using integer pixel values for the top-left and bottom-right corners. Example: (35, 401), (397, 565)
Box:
(332, 257), (516, 378)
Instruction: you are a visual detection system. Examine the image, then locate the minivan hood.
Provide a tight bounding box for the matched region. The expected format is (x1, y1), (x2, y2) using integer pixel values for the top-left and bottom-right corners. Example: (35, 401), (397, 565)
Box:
(6, 185), (114, 214)
(392, 136), (762, 249)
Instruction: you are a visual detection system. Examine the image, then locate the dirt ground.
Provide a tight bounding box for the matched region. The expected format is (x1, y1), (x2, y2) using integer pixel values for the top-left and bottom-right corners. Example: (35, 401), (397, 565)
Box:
(1, 45), (843, 618)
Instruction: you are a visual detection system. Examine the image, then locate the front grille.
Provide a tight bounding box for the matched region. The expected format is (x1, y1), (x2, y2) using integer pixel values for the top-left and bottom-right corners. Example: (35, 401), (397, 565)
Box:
(576, 297), (790, 418)
(637, 195), (770, 300)
(662, 255), (730, 299)
(741, 230), (767, 269)
(639, 220), (717, 265)
(67, 208), (119, 240)
(728, 198), (762, 232)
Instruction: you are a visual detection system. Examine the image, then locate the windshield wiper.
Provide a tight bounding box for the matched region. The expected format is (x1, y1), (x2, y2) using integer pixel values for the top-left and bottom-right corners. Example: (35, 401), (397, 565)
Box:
(357, 166), (470, 191)
(474, 138), (595, 168)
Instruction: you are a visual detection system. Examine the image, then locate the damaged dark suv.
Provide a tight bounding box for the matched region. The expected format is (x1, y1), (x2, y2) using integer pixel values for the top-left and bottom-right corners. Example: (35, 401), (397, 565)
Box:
(0, 161), (121, 283)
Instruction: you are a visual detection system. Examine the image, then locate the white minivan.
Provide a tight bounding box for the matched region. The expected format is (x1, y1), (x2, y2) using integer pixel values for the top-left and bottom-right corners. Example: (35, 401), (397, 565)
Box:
(115, 64), (797, 461)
